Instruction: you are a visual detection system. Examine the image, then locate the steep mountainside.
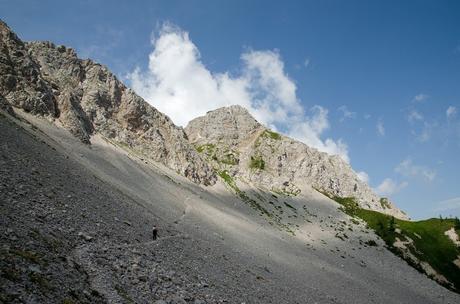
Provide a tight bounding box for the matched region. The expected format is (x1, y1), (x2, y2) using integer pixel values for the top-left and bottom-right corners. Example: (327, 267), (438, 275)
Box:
(3, 101), (460, 303)
(0, 20), (215, 185)
(185, 105), (407, 219)
(3, 20), (460, 302)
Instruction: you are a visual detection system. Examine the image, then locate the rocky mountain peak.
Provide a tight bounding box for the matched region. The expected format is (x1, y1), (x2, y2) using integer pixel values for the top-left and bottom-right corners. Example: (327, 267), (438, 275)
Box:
(186, 105), (262, 146)
(186, 105), (408, 219)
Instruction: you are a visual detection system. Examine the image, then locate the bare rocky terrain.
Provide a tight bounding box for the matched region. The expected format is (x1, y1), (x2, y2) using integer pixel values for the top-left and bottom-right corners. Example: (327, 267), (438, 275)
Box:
(1, 20), (460, 303)
(3, 104), (460, 304)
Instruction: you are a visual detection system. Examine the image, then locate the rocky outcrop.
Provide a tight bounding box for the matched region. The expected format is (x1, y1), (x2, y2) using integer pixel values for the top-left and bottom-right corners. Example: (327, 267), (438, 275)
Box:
(185, 105), (408, 219)
(0, 20), (215, 185)
(0, 21), (56, 116)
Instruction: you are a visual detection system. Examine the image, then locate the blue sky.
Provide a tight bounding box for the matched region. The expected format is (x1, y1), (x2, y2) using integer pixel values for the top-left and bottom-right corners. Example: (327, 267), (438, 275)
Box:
(1, 0), (459, 219)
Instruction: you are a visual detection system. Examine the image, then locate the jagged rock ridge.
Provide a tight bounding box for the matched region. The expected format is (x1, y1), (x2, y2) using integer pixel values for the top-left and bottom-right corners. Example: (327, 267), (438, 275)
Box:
(185, 105), (408, 219)
(0, 20), (215, 185)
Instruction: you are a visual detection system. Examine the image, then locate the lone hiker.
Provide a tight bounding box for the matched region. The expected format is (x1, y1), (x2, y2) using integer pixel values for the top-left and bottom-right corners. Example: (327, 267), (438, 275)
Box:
(152, 225), (158, 240)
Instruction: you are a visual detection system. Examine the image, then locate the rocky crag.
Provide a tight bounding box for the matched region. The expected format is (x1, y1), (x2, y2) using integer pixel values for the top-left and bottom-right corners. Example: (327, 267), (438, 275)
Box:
(0, 20), (215, 185)
(185, 105), (407, 219)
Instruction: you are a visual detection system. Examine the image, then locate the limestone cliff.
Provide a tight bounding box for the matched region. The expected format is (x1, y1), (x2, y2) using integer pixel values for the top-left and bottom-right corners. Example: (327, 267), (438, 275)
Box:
(185, 105), (408, 219)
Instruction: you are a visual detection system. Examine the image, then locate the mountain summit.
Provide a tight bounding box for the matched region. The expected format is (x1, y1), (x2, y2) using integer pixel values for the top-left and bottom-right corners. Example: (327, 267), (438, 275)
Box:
(185, 105), (407, 219)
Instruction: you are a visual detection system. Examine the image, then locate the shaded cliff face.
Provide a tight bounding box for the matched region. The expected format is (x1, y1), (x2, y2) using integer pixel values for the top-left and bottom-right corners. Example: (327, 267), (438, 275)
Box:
(0, 21), (216, 185)
(185, 105), (408, 219)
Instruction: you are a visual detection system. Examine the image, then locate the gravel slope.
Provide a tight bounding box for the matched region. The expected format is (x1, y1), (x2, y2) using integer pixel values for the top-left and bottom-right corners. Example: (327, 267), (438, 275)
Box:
(1, 110), (460, 303)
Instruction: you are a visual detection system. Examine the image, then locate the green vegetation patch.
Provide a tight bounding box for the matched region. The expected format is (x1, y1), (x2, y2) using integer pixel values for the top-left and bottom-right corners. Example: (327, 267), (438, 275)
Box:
(271, 188), (301, 197)
(261, 130), (281, 140)
(218, 170), (238, 191)
(219, 152), (238, 165)
(218, 170), (270, 217)
(249, 155), (265, 170)
(195, 143), (216, 154)
(196, 144), (239, 166)
(332, 195), (460, 293)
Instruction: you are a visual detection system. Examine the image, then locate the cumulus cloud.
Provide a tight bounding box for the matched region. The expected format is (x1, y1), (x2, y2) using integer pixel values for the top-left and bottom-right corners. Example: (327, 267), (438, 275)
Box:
(395, 158), (436, 182)
(418, 125), (431, 142)
(413, 121), (437, 143)
(337, 105), (356, 122)
(406, 105), (434, 142)
(356, 171), (369, 184)
(413, 93), (429, 103)
(375, 178), (408, 196)
(407, 110), (424, 123)
(377, 119), (385, 136)
(128, 23), (350, 162)
(129, 24), (250, 126)
(288, 106), (350, 162)
(447, 106), (457, 120)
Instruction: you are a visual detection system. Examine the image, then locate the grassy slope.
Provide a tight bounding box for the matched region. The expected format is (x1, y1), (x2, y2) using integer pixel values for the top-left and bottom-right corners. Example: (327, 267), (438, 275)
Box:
(333, 196), (460, 293)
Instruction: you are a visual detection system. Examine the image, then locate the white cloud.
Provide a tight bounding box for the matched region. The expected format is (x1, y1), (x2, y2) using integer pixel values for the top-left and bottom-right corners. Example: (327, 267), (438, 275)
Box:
(394, 158), (436, 182)
(128, 23), (350, 162)
(447, 106), (457, 119)
(288, 106), (350, 163)
(418, 126), (430, 142)
(413, 93), (429, 103)
(414, 121), (437, 143)
(304, 58), (310, 68)
(129, 24), (250, 126)
(337, 105), (356, 122)
(375, 178), (408, 196)
(377, 119), (385, 136)
(356, 171), (369, 184)
(407, 110), (424, 123)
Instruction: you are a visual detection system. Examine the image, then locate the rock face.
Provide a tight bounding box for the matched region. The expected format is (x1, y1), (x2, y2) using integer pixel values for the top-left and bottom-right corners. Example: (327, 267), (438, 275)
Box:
(185, 105), (408, 219)
(0, 22), (56, 115)
(0, 20), (215, 185)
